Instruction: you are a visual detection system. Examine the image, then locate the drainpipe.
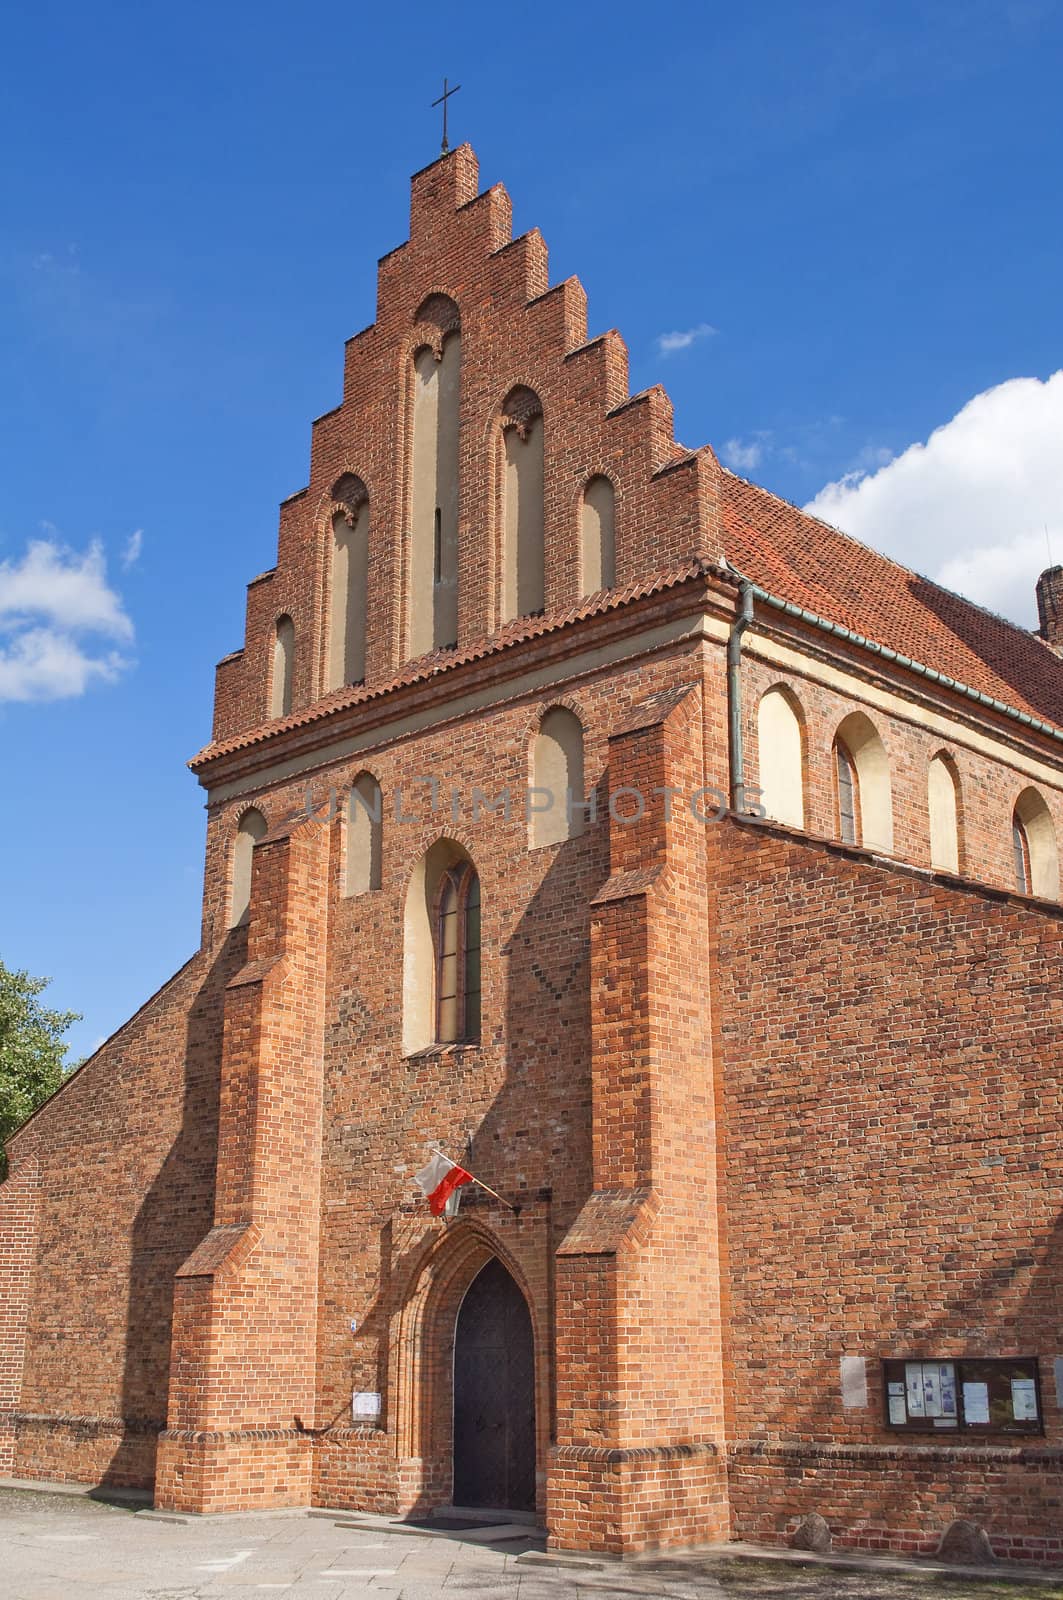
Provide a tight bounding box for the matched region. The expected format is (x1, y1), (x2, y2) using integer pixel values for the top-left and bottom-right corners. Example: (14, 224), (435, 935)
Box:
(726, 572), (755, 812)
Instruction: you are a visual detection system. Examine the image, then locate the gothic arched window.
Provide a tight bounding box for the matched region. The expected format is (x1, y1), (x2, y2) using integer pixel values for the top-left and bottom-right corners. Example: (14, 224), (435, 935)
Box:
(1012, 787), (1058, 898)
(435, 862), (481, 1045)
(834, 740), (859, 844)
(1013, 812), (1032, 894)
(345, 772), (382, 895)
(833, 711), (893, 852)
(403, 841), (483, 1054)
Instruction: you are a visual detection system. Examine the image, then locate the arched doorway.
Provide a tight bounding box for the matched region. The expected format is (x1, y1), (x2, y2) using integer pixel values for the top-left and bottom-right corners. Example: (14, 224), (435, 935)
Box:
(452, 1257), (536, 1511)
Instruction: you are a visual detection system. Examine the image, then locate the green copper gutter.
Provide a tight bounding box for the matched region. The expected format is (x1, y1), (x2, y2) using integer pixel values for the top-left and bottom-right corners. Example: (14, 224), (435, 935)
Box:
(722, 560), (1063, 752)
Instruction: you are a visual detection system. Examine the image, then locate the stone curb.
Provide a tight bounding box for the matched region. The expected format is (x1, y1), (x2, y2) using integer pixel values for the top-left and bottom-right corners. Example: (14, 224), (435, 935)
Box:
(0, 1476), (150, 1505)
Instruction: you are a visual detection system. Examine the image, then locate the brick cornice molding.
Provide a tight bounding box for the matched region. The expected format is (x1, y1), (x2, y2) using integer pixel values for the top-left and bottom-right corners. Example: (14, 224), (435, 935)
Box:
(552, 1440), (718, 1464)
(4, 1410), (160, 1436)
(728, 1439), (1063, 1468)
(160, 1425), (312, 1444)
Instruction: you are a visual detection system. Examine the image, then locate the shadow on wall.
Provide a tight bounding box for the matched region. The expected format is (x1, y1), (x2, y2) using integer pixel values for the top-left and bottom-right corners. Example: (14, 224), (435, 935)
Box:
(104, 932), (240, 1487)
(715, 834), (1063, 1552)
(749, 1202), (1063, 1556)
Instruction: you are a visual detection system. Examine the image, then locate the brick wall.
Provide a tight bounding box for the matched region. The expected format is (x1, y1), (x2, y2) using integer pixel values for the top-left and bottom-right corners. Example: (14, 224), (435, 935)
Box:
(550, 682), (730, 1552)
(0, 951), (225, 1487)
(157, 816), (329, 1512)
(712, 815), (1063, 1557)
(0, 1150), (39, 1473)
(303, 647), (707, 1522)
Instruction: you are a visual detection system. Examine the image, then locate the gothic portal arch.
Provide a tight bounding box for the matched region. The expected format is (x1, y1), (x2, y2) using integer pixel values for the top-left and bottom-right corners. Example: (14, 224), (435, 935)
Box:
(453, 1257), (535, 1509)
(393, 1220), (539, 1513)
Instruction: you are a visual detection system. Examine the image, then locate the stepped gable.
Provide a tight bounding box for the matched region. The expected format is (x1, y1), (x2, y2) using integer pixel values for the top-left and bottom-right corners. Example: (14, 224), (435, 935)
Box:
(721, 469), (1063, 730)
(206, 141), (1063, 755)
(209, 144), (720, 747)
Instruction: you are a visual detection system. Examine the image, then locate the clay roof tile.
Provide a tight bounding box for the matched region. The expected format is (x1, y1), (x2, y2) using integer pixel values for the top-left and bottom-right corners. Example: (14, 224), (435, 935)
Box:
(720, 470), (1063, 728)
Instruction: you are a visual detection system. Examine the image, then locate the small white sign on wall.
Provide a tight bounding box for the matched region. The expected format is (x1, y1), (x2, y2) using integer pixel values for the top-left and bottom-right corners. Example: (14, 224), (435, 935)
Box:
(840, 1356), (868, 1409)
(352, 1391), (382, 1421)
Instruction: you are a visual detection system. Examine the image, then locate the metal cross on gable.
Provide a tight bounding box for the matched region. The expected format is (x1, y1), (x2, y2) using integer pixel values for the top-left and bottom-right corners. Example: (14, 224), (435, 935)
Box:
(432, 77), (461, 155)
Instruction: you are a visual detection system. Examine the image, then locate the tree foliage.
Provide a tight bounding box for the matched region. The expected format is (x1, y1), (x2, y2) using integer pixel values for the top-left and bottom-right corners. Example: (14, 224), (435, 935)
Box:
(0, 961), (80, 1178)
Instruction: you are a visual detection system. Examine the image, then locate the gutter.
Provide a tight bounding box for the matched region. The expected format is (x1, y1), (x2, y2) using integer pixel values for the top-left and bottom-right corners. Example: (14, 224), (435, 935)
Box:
(722, 562), (1063, 752)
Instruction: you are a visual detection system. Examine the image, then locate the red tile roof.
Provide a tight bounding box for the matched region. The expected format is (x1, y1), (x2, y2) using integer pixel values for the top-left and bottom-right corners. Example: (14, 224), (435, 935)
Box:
(720, 470), (1063, 730)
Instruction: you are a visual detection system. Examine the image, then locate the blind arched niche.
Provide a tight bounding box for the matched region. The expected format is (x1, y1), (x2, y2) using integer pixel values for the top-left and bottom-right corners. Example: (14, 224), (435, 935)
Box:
(269, 616), (295, 719)
(500, 386), (545, 623)
(757, 685), (805, 829)
(327, 476), (370, 689)
(580, 476), (616, 595)
(409, 295), (461, 657)
(530, 707), (586, 847)
(230, 808), (267, 927)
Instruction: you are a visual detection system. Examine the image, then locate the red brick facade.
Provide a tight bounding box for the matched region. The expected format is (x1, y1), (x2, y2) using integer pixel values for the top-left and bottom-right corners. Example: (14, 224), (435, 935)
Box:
(2, 147), (1062, 1559)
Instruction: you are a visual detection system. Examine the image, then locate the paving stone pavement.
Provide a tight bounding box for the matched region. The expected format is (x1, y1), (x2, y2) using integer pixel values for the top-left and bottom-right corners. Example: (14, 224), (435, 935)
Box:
(1, 1489), (1061, 1600)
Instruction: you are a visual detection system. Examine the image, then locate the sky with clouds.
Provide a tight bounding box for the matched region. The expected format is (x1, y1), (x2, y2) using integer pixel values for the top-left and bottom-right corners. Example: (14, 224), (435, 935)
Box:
(2, 0), (1062, 1055)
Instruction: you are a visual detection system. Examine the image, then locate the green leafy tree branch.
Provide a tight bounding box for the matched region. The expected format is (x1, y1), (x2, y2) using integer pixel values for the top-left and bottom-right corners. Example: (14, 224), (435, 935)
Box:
(0, 961), (80, 1180)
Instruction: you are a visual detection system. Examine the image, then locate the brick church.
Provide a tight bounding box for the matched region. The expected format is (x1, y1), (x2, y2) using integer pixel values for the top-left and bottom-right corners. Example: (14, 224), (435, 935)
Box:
(2, 145), (1063, 1559)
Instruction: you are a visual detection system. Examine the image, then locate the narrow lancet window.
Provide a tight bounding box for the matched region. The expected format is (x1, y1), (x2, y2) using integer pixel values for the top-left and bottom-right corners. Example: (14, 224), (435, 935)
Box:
(403, 841), (482, 1055)
(1013, 814), (1032, 894)
(836, 742), (858, 843)
(435, 863), (480, 1045)
(833, 712), (892, 853)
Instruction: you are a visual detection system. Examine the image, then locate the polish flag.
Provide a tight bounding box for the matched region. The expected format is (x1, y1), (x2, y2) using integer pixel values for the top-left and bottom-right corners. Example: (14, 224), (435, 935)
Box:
(414, 1152), (474, 1216)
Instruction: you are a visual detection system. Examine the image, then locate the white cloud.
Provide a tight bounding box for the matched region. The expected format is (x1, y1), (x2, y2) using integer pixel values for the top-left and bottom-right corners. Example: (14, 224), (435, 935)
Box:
(0, 538), (133, 638)
(723, 435), (769, 471)
(805, 372), (1063, 628)
(656, 321), (717, 356)
(0, 536), (134, 702)
(122, 528), (143, 568)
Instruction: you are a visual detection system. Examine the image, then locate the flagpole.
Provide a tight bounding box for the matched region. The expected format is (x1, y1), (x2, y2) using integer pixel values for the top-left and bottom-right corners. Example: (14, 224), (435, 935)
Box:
(428, 1145), (518, 1212)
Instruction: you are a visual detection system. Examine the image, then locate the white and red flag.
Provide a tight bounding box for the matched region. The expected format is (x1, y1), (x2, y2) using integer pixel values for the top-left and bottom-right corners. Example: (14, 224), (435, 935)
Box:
(414, 1151), (474, 1216)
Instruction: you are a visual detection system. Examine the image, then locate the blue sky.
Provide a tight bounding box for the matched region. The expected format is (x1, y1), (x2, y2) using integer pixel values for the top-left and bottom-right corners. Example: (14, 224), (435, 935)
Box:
(2, 0), (1062, 1059)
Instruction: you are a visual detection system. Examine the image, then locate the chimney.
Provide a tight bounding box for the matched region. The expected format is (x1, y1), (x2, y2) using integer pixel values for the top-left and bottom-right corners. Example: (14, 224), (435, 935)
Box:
(1036, 566), (1063, 651)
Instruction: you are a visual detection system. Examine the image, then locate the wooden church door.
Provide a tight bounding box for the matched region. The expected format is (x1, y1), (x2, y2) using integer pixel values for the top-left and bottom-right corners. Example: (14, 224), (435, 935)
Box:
(452, 1258), (536, 1511)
